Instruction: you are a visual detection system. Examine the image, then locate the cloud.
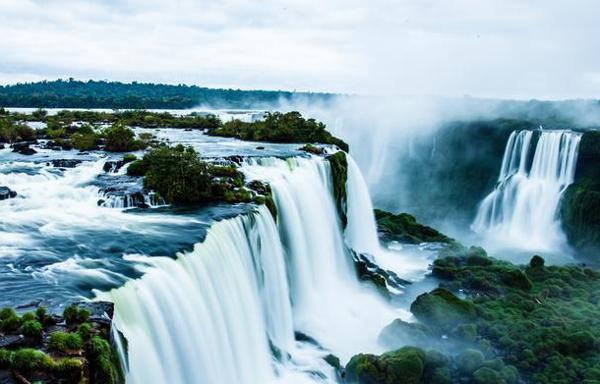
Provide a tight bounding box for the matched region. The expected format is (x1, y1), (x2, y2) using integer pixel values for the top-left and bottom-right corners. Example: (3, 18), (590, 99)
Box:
(0, 0), (599, 98)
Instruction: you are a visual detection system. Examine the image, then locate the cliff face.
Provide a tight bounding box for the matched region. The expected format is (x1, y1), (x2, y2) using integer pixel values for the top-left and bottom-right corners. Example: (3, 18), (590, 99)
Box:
(561, 131), (600, 257)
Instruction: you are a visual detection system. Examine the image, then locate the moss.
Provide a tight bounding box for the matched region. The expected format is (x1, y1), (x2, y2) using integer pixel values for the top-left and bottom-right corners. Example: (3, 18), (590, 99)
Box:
(11, 348), (53, 372)
(78, 322), (93, 340)
(345, 347), (426, 384)
(323, 354), (340, 370)
(63, 305), (91, 325)
(410, 288), (476, 331)
(500, 270), (532, 291)
(89, 336), (118, 384)
(327, 151), (348, 227)
(123, 153), (137, 163)
(126, 159), (148, 176)
(48, 332), (83, 352)
(20, 320), (43, 339)
(374, 209), (453, 244)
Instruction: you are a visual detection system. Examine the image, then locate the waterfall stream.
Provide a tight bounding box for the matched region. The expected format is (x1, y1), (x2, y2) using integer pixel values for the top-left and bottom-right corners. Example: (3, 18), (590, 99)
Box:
(472, 130), (582, 250)
(105, 155), (408, 384)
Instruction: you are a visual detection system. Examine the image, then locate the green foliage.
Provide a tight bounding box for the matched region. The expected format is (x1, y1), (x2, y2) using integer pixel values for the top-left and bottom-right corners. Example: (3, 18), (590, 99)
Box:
(208, 111), (348, 150)
(374, 209), (453, 244)
(20, 320), (43, 339)
(89, 336), (117, 384)
(103, 123), (139, 152)
(0, 79), (334, 109)
(0, 118), (35, 143)
(419, 252), (600, 383)
(560, 178), (600, 256)
(134, 145), (212, 204)
(52, 358), (83, 381)
(77, 322), (92, 340)
(63, 305), (91, 325)
(122, 153), (137, 163)
(327, 151), (348, 227)
(11, 348), (53, 372)
(345, 347), (426, 384)
(70, 131), (98, 150)
(48, 331), (83, 352)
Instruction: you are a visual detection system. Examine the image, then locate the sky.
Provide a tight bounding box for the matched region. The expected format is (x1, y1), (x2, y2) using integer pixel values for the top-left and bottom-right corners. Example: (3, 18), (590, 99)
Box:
(0, 0), (599, 99)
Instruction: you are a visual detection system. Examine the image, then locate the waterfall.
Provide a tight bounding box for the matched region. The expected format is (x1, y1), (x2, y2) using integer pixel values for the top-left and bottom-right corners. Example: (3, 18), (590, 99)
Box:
(472, 130), (582, 250)
(104, 155), (403, 384)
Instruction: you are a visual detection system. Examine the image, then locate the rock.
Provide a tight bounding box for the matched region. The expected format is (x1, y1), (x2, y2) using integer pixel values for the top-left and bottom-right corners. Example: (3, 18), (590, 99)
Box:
(11, 142), (37, 155)
(458, 349), (485, 374)
(345, 347), (426, 384)
(49, 159), (82, 168)
(226, 155), (244, 165)
(256, 146), (265, 150)
(103, 160), (125, 173)
(378, 319), (433, 349)
(500, 270), (532, 291)
(529, 255), (545, 269)
(0, 334), (26, 348)
(0, 186), (17, 200)
(410, 288), (476, 331)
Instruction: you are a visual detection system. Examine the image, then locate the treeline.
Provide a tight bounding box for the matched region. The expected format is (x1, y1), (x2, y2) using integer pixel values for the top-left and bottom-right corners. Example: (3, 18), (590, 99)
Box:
(0, 79), (335, 109)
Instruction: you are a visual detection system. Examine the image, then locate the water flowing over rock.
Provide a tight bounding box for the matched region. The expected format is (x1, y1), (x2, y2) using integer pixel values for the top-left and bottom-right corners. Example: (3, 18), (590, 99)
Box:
(104, 155), (401, 384)
(472, 130), (582, 250)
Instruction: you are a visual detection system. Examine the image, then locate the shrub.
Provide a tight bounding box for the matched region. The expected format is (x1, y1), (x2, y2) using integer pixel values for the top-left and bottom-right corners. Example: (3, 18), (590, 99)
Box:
(71, 132), (98, 150)
(49, 332), (83, 352)
(90, 336), (117, 384)
(63, 305), (91, 325)
(53, 358), (84, 380)
(103, 123), (138, 152)
(78, 323), (92, 340)
(0, 349), (13, 368)
(123, 153), (137, 163)
(20, 320), (43, 339)
(137, 145), (212, 204)
(20, 312), (36, 322)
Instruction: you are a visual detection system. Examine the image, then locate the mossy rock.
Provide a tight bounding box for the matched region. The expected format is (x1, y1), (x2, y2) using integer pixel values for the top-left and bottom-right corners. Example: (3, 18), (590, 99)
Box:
(473, 366), (505, 384)
(378, 319), (433, 349)
(500, 270), (532, 291)
(345, 347), (426, 384)
(327, 151), (348, 227)
(410, 288), (476, 331)
(458, 349), (485, 374)
(374, 209), (452, 244)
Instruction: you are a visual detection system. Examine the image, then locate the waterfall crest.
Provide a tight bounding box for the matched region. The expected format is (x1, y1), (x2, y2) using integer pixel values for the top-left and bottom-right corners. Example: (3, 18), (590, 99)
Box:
(105, 155), (400, 384)
(472, 130), (581, 250)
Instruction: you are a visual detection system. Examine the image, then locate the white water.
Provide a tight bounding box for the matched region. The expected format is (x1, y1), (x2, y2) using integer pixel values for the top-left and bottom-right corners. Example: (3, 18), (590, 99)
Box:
(472, 130), (581, 251)
(106, 155), (415, 384)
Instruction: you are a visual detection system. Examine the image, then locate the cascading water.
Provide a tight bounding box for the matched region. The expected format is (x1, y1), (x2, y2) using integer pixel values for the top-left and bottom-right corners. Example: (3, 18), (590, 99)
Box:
(472, 130), (582, 250)
(104, 155), (409, 384)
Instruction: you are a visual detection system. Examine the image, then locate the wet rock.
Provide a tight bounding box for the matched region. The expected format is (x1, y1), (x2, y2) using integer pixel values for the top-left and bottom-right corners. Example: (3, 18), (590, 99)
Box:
(0, 334), (26, 348)
(49, 159), (82, 168)
(0, 186), (17, 200)
(11, 142), (37, 155)
(226, 155), (244, 165)
(103, 160), (125, 173)
(256, 146), (265, 150)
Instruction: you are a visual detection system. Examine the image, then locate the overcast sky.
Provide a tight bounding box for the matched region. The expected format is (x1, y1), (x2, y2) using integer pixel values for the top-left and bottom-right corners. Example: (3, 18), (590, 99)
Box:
(0, 0), (598, 99)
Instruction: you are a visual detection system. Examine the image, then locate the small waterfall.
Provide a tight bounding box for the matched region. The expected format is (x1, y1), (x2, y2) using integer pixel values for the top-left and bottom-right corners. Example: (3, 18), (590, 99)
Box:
(472, 130), (582, 250)
(105, 155), (401, 384)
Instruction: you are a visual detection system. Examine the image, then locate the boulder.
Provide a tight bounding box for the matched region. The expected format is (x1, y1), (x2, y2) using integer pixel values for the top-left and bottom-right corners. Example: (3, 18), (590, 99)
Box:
(11, 142), (37, 155)
(345, 347), (426, 384)
(0, 186), (17, 200)
(49, 159), (82, 168)
(410, 288), (476, 331)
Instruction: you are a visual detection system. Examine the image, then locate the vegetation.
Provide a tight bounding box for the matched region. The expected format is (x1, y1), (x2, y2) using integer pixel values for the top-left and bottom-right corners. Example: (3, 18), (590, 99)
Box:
(0, 79), (334, 109)
(560, 131), (600, 257)
(374, 209), (453, 244)
(0, 304), (119, 384)
(328, 151), (348, 227)
(127, 145), (212, 204)
(207, 111), (349, 151)
(351, 243), (600, 384)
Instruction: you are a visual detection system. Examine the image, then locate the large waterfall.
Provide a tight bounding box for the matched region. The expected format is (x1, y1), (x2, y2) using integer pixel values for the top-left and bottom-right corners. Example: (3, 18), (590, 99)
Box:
(105, 155), (404, 384)
(472, 130), (581, 250)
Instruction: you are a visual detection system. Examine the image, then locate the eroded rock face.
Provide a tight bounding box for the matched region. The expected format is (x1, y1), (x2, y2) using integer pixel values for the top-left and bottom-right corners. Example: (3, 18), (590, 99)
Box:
(0, 187), (17, 200)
